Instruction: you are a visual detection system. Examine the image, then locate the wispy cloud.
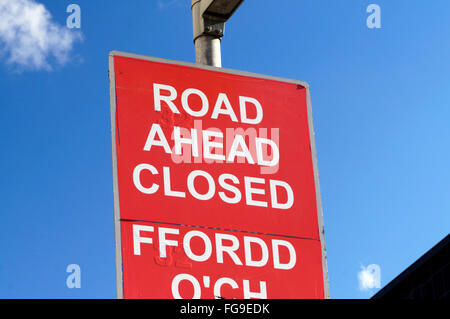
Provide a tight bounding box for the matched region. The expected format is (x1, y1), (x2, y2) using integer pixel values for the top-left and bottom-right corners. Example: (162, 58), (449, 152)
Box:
(358, 264), (381, 291)
(0, 0), (82, 71)
(156, 0), (185, 10)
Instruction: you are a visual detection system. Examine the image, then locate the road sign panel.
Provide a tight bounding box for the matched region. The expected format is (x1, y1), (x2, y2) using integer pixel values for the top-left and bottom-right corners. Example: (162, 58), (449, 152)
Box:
(109, 51), (328, 298)
(121, 220), (324, 299)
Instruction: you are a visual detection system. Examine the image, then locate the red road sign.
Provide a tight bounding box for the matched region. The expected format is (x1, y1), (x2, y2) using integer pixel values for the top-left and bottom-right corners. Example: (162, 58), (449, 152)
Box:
(109, 51), (328, 299)
(121, 220), (324, 299)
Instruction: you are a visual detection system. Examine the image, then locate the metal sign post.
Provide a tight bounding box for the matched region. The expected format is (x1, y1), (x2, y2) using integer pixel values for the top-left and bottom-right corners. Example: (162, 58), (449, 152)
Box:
(191, 0), (244, 67)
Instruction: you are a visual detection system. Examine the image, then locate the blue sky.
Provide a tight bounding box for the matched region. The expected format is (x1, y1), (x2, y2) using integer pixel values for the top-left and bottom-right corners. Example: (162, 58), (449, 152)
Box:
(0, 0), (449, 299)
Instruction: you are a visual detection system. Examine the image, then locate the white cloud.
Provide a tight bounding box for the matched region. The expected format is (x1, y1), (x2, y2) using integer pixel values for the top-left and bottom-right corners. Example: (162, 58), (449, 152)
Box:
(0, 0), (82, 71)
(157, 0), (185, 10)
(358, 264), (381, 291)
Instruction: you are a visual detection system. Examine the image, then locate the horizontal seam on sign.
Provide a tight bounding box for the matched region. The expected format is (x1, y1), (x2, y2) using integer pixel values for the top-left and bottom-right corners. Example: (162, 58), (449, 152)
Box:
(120, 218), (320, 242)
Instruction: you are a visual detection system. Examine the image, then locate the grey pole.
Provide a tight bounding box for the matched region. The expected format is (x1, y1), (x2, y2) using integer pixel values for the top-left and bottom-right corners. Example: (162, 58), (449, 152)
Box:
(194, 34), (222, 67)
(191, 0), (222, 67)
(191, 0), (244, 67)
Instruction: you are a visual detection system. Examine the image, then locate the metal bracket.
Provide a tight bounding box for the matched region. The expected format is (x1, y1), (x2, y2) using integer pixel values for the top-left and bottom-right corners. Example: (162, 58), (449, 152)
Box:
(192, 0), (225, 42)
(203, 18), (225, 38)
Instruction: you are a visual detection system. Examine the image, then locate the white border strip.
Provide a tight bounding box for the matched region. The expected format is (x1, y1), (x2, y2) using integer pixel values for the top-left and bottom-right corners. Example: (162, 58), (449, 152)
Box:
(109, 54), (124, 299)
